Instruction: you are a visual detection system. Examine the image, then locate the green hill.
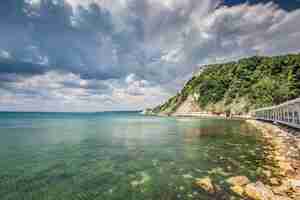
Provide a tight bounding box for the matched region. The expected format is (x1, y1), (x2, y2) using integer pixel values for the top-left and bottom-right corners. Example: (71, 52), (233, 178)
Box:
(151, 53), (300, 116)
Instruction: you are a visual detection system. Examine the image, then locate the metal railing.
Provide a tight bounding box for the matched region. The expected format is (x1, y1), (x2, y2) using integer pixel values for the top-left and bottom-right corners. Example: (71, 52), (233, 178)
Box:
(251, 97), (300, 129)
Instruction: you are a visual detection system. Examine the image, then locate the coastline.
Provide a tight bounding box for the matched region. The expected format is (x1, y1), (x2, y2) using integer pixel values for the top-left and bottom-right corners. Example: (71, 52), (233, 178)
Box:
(240, 120), (300, 199)
(143, 110), (251, 120)
(193, 118), (300, 200)
(149, 113), (300, 199)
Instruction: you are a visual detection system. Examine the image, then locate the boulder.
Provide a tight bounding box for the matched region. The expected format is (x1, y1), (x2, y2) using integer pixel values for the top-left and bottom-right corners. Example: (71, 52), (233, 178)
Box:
(244, 182), (274, 200)
(226, 176), (250, 186)
(230, 185), (244, 196)
(289, 179), (300, 192)
(278, 162), (295, 175)
(296, 140), (300, 149)
(270, 178), (280, 186)
(195, 177), (215, 193)
(262, 170), (272, 178)
(272, 183), (291, 195)
(273, 195), (293, 200)
(291, 160), (300, 169)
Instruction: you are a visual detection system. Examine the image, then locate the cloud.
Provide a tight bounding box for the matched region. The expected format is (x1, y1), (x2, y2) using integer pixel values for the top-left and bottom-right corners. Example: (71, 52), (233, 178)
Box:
(0, 50), (11, 59)
(0, 0), (300, 111)
(0, 71), (169, 111)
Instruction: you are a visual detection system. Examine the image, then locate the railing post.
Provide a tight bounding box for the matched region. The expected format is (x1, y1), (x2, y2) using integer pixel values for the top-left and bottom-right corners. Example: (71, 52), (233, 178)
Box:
(288, 105), (293, 123)
(264, 110), (267, 120)
(292, 104), (296, 124)
(285, 106), (288, 122)
(295, 102), (300, 125)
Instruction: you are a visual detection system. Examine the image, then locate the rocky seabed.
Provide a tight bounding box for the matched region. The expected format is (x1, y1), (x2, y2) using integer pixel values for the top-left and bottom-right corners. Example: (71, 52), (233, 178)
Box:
(195, 120), (300, 200)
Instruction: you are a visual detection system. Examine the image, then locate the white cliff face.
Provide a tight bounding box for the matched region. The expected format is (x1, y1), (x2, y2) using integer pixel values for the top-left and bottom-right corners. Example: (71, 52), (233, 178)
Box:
(172, 95), (201, 115)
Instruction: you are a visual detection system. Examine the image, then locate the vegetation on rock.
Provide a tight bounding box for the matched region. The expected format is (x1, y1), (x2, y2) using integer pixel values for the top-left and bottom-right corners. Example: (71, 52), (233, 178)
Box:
(152, 53), (300, 115)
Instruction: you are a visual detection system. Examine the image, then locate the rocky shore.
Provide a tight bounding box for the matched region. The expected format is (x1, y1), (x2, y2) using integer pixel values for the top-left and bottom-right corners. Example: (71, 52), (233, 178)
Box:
(194, 120), (300, 199)
(245, 120), (300, 199)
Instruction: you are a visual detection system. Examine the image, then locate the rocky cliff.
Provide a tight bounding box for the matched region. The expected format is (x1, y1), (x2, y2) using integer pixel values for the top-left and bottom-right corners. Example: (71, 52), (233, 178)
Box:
(150, 53), (300, 116)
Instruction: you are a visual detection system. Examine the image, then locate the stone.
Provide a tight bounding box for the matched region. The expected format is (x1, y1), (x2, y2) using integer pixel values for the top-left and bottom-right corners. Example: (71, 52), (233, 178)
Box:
(270, 178), (280, 186)
(273, 195), (293, 200)
(230, 185), (244, 196)
(289, 179), (300, 190)
(274, 156), (286, 162)
(182, 174), (193, 179)
(278, 162), (294, 174)
(244, 182), (275, 200)
(286, 171), (298, 178)
(226, 176), (250, 186)
(272, 184), (290, 195)
(195, 177), (215, 193)
(262, 170), (272, 178)
(291, 160), (300, 169)
(296, 141), (300, 149)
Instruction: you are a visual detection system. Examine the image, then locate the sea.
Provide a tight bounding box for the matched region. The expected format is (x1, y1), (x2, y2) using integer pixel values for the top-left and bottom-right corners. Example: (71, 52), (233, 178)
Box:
(0, 111), (265, 200)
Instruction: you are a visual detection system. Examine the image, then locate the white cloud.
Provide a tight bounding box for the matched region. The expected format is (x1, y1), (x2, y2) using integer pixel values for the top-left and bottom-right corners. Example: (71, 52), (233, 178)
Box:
(177, 2), (300, 67)
(0, 71), (170, 111)
(0, 50), (11, 59)
(25, 0), (41, 5)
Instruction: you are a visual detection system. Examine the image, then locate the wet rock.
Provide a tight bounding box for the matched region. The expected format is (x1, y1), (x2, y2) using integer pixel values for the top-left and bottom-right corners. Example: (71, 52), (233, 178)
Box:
(182, 174), (193, 179)
(195, 177), (215, 193)
(246, 120), (300, 199)
(130, 172), (151, 187)
(291, 160), (300, 169)
(273, 195), (293, 200)
(262, 170), (272, 178)
(272, 182), (291, 195)
(208, 167), (230, 176)
(226, 176), (250, 186)
(278, 162), (295, 174)
(131, 180), (140, 187)
(244, 181), (274, 200)
(289, 179), (300, 191)
(270, 178), (280, 186)
(230, 185), (244, 196)
(295, 140), (300, 149)
(274, 156), (286, 162)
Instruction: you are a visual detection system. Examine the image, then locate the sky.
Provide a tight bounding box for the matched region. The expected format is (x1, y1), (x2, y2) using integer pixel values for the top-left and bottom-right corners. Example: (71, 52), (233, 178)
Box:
(0, 0), (300, 112)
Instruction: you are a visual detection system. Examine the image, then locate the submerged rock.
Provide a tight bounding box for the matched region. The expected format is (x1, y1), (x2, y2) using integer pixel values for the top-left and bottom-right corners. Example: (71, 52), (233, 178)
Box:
(245, 181), (275, 200)
(230, 185), (244, 196)
(130, 172), (151, 187)
(131, 180), (140, 187)
(182, 174), (193, 179)
(227, 176), (250, 186)
(208, 167), (230, 176)
(195, 177), (215, 194)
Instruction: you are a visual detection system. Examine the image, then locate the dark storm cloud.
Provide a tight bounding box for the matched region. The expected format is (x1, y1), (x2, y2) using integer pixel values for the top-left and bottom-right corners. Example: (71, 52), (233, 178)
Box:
(0, 0), (119, 80)
(0, 59), (49, 75)
(0, 73), (19, 83)
(0, 0), (219, 84)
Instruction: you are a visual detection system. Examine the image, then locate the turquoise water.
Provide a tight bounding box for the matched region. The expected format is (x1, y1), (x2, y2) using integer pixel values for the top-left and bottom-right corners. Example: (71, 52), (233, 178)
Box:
(0, 112), (264, 200)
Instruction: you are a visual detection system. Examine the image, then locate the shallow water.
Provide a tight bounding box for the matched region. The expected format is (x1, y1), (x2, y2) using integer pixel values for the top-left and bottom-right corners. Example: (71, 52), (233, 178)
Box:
(0, 112), (264, 200)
